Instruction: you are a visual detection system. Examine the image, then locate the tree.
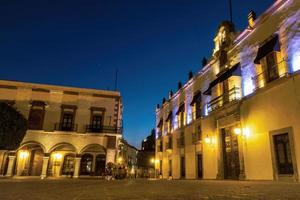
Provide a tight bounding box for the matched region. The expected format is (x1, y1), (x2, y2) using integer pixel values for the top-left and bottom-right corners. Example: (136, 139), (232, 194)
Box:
(0, 102), (27, 150)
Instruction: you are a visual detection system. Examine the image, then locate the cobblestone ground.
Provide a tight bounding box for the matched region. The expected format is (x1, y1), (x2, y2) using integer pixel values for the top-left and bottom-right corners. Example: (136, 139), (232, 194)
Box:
(0, 178), (300, 200)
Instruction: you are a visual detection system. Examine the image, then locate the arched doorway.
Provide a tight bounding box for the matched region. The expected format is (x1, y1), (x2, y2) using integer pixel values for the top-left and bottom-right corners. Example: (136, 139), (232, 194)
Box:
(61, 154), (75, 176)
(95, 154), (106, 176)
(80, 154), (93, 175)
(80, 144), (106, 177)
(48, 143), (77, 177)
(16, 143), (45, 176)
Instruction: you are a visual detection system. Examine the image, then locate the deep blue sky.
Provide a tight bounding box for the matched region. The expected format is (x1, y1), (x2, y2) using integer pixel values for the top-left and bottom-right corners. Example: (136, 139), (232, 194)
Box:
(0, 0), (273, 148)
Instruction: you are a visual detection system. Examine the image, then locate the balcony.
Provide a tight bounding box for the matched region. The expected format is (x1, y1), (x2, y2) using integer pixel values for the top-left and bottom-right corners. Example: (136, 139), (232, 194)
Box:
(207, 86), (241, 113)
(86, 125), (123, 134)
(252, 59), (288, 90)
(54, 123), (78, 132)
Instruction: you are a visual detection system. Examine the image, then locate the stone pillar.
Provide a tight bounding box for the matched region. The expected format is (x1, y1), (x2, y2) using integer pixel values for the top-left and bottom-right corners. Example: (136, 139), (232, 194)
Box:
(73, 156), (81, 178)
(40, 156), (50, 179)
(6, 155), (16, 177)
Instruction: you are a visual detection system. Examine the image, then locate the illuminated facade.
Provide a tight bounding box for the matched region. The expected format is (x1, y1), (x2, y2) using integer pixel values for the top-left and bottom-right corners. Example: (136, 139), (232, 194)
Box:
(155, 0), (300, 181)
(0, 80), (123, 178)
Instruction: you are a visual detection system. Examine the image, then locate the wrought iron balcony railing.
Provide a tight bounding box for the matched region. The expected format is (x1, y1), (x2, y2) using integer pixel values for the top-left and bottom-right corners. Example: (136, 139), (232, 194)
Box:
(252, 59), (288, 90)
(85, 125), (123, 134)
(54, 123), (78, 132)
(207, 86), (241, 113)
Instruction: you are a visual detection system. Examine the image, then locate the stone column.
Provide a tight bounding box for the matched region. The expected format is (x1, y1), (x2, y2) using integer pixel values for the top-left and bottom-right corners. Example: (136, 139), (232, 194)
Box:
(6, 155), (16, 177)
(40, 156), (50, 179)
(73, 156), (81, 178)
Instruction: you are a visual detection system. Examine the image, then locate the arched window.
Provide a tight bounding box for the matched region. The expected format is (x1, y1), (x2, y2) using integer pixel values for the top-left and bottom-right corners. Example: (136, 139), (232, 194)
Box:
(80, 154), (93, 175)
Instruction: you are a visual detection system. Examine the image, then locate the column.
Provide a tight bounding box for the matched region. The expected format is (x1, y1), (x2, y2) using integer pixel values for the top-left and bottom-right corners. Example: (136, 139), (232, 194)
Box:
(40, 156), (50, 179)
(6, 155), (16, 177)
(73, 156), (81, 178)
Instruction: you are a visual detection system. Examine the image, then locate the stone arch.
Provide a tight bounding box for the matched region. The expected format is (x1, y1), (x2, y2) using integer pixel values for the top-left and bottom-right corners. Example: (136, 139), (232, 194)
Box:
(48, 142), (77, 153)
(16, 141), (45, 176)
(79, 143), (106, 154)
(48, 142), (77, 177)
(19, 141), (46, 153)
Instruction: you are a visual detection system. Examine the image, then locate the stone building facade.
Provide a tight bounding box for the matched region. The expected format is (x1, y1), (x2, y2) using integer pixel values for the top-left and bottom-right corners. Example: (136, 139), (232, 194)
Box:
(0, 80), (122, 178)
(155, 0), (300, 181)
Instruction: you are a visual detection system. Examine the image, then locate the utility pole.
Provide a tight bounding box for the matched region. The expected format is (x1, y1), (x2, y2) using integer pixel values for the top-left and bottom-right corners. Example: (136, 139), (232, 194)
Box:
(114, 69), (118, 91)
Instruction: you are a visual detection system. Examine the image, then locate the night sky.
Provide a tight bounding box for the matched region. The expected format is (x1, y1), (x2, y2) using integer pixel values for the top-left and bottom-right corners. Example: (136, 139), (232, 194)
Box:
(0, 0), (273, 148)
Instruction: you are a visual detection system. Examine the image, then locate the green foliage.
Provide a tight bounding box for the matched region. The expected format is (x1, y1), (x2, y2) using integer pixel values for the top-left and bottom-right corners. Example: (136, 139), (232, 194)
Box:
(0, 102), (27, 150)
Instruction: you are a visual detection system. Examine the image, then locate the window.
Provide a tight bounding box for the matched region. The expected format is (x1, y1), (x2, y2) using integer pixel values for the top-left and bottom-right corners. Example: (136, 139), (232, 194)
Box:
(176, 104), (185, 128)
(28, 101), (45, 130)
(190, 91), (201, 120)
(167, 136), (173, 149)
(177, 132), (185, 148)
(165, 111), (172, 133)
(89, 107), (105, 132)
(254, 35), (287, 89)
(59, 105), (77, 131)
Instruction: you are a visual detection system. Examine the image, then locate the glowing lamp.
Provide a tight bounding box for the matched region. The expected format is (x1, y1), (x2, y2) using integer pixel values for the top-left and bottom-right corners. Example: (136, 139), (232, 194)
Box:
(234, 128), (242, 135)
(117, 157), (123, 163)
(19, 151), (29, 159)
(243, 127), (251, 138)
(150, 158), (155, 164)
(204, 135), (211, 144)
(53, 153), (62, 160)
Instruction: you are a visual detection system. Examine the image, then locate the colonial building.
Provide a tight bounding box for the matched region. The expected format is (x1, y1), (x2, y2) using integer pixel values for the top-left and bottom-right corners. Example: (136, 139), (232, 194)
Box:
(155, 0), (300, 181)
(0, 80), (123, 178)
(137, 129), (155, 177)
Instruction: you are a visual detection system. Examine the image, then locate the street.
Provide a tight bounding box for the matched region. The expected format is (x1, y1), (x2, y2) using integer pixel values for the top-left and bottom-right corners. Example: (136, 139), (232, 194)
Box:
(0, 178), (299, 200)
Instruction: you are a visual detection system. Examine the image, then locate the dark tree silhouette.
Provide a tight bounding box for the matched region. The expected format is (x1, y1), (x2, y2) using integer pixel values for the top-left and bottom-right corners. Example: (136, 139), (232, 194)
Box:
(0, 102), (27, 150)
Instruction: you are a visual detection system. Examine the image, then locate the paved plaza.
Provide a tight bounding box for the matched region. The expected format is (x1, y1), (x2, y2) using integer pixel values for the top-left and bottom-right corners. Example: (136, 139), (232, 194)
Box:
(0, 178), (300, 200)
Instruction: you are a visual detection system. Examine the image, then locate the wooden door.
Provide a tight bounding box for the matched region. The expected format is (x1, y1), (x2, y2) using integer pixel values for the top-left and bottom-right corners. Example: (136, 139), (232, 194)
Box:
(222, 128), (240, 179)
(180, 156), (185, 178)
(274, 133), (294, 175)
(197, 154), (203, 179)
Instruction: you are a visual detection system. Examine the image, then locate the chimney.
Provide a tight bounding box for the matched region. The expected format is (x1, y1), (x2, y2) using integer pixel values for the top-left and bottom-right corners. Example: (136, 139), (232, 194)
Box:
(202, 57), (207, 67)
(188, 71), (193, 80)
(178, 81), (182, 90)
(248, 10), (256, 28)
(169, 90), (173, 99)
(162, 97), (166, 104)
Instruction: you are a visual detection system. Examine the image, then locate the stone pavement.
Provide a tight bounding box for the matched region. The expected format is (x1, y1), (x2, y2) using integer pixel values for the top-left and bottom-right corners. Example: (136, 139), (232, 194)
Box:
(0, 178), (299, 200)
